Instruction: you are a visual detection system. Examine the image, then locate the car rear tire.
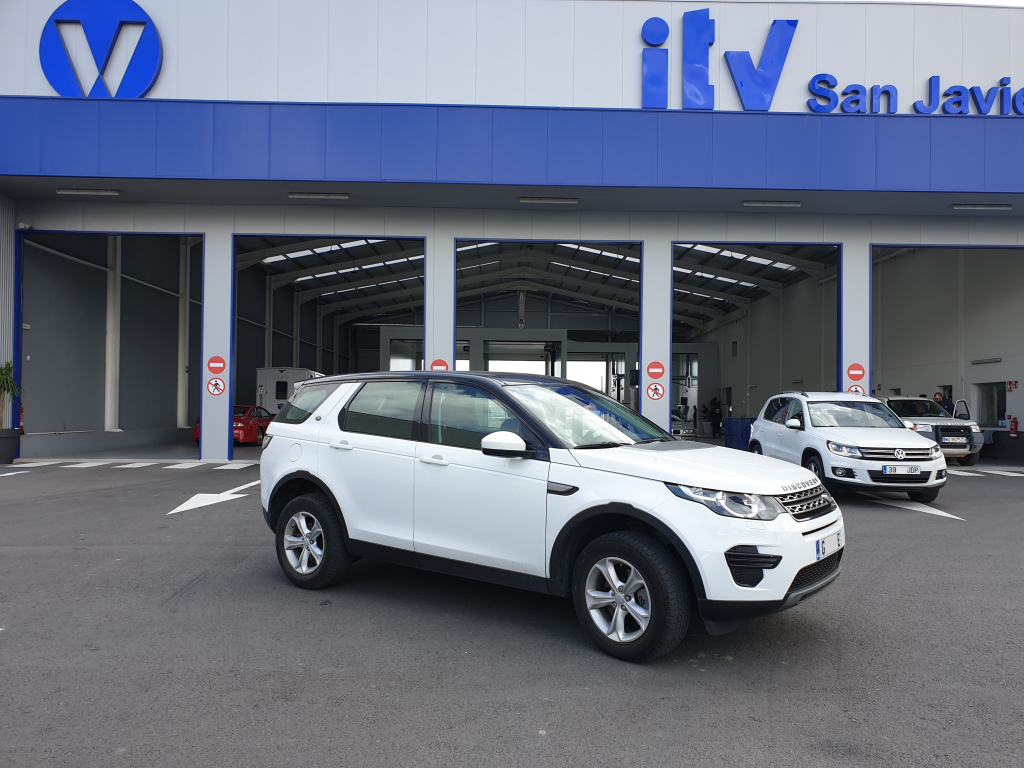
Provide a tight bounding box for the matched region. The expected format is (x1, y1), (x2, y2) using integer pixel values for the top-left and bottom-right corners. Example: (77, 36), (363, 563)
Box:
(957, 453), (979, 466)
(255, 427), (264, 446)
(275, 493), (352, 590)
(908, 488), (940, 503)
(803, 453), (825, 481)
(572, 531), (691, 663)
(749, 442), (762, 454)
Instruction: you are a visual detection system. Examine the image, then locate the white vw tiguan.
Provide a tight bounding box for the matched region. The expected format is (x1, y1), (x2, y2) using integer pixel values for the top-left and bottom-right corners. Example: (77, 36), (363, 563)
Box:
(261, 373), (844, 662)
(749, 391), (946, 503)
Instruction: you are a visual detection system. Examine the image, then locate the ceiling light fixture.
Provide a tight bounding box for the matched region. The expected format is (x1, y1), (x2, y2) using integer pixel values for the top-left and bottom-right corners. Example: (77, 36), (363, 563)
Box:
(520, 197), (579, 204)
(743, 200), (801, 208)
(288, 192), (350, 200)
(952, 203), (1011, 211)
(56, 188), (119, 196)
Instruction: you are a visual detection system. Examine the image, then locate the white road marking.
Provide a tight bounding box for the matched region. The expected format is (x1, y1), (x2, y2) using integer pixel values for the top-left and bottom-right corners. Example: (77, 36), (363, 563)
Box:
(14, 462), (58, 467)
(61, 462), (110, 468)
(114, 463), (158, 468)
(860, 493), (964, 520)
(163, 463), (203, 469)
(0, 471), (30, 477)
(976, 470), (1024, 477)
(946, 469), (984, 476)
(167, 480), (260, 515)
(214, 463), (253, 470)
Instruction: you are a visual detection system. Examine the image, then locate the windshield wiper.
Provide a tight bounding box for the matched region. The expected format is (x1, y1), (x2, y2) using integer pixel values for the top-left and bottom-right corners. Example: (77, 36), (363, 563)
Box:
(573, 441), (632, 449)
(633, 437), (672, 444)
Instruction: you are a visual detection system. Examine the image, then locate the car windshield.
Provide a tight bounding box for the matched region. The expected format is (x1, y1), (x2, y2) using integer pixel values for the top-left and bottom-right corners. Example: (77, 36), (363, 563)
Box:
(233, 406), (250, 416)
(808, 400), (905, 428)
(886, 399), (950, 418)
(505, 384), (670, 448)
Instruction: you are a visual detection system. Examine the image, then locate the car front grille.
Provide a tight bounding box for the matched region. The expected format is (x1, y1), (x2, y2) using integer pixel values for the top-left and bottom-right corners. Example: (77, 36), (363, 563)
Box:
(774, 484), (836, 522)
(867, 470), (931, 484)
(936, 426), (973, 444)
(789, 550), (843, 593)
(858, 447), (933, 461)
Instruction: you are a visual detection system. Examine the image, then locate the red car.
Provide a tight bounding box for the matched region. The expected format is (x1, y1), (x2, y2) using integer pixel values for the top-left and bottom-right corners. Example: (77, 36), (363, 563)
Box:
(193, 405), (274, 445)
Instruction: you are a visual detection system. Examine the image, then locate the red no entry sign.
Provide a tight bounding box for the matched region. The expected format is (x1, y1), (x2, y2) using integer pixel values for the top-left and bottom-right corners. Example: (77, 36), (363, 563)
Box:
(847, 363), (865, 381)
(208, 356), (226, 374)
(646, 382), (665, 400)
(646, 361), (665, 379)
(430, 359), (449, 372)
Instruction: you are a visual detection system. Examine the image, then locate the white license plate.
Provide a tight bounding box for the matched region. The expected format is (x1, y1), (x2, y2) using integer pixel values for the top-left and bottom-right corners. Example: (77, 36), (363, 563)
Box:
(942, 437), (968, 444)
(882, 465), (919, 474)
(816, 530), (842, 561)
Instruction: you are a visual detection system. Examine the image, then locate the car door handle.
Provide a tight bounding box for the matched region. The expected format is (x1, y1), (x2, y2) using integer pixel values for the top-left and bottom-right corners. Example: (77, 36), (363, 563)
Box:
(330, 441), (353, 451)
(419, 455), (448, 466)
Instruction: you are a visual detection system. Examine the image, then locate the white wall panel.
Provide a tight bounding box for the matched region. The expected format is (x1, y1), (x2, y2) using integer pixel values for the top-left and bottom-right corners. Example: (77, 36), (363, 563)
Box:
(234, 206), (286, 234)
(622, 1), (668, 111)
(279, 0), (330, 102)
(227, 0), (278, 101)
(284, 205), (336, 236)
(678, 212), (727, 242)
(573, 1), (623, 108)
(913, 4), (963, 109)
(968, 217), (1019, 246)
(865, 3), (913, 105)
(726, 213), (776, 242)
(82, 203), (136, 234)
(378, 0), (428, 103)
(427, 0), (476, 104)
(335, 206), (386, 235)
(178, 0), (229, 100)
(0, 0), (28, 95)
(581, 211), (630, 241)
(816, 4), (865, 95)
(770, 1), (816, 114)
(524, 0), (574, 107)
(24, 0), (58, 96)
(962, 6), (1009, 94)
(1010, 10), (1024, 99)
(134, 204), (187, 234)
(477, 0), (526, 106)
(532, 210), (582, 240)
(775, 214), (824, 243)
(716, 2), (768, 112)
(482, 209), (533, 239)
(872, 216), (921, 245)
(920, 216), (969, 246)
(327, 0), (379, 102)
(144, 0), (179, 99)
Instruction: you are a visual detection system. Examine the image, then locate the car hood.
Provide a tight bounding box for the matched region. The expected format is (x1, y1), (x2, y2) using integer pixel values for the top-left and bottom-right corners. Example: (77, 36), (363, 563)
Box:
(568, 441), (819, 495)
(902, 417), (977, 427)
(812, 427), (935, 447)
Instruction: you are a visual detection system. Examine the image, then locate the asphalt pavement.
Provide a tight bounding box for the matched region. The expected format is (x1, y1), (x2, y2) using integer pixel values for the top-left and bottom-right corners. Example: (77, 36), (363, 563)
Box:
(0, 460), (1021, 767)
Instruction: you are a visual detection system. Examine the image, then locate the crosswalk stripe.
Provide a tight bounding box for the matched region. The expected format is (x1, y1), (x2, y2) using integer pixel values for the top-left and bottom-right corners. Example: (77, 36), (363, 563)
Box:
(14, 462), (58, 467)
(0, 471), (30, 477)
(977, 470), (1024, 477)
(163, 463), (203, 469)
(114, 463), (159, 468)
(214, 463), (253, 470)
(946, 469), (984, 476)
(61, 462), (110, 468)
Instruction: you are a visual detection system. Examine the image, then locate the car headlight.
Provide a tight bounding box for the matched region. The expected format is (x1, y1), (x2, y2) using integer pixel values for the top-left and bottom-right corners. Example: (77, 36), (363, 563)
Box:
(666, 484), (786, 521)
(827, 441), (863, 458)
(971, 425), (982, 433)
(930, 444), (943, 459)
(262, 434), (273, 449)
(233, 422), (242, 427)
(911, 423), (933, 432)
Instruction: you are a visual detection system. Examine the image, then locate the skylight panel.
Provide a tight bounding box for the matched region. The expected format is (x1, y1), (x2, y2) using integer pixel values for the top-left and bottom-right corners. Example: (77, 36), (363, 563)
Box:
(341, 240), (367, 249)
(746, 255), (772, 265)
(456, 242), (497, 251)
(693, 244), (719, 254)
(262, 255), (287, 263)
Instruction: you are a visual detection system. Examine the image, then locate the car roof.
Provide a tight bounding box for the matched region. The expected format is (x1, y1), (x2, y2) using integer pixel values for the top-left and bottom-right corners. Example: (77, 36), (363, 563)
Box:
(303, 370), (582, 387)
(883, 396), (932, 401)
(771, 391), (882, 403)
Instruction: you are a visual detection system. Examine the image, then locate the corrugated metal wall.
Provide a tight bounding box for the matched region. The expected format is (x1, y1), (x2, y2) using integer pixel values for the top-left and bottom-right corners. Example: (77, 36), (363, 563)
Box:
(0, 195), (14, 429)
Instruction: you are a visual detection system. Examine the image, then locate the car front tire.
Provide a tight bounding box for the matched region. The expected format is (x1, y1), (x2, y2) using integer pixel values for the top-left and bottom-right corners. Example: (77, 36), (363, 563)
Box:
(572, 531), (691, 663)
(255, 427), (264, 446)
(275, 493), (352, 590)
(803, 453), (825, 481)
(908, 488), (940, 503)
(957, 452), (979, 466)
(749, 442), (762, 454)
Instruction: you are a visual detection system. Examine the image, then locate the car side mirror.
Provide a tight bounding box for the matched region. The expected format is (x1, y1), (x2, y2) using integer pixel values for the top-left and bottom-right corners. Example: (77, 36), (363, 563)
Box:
(481, 431), (534, 459)
(785, 418), (802, 430)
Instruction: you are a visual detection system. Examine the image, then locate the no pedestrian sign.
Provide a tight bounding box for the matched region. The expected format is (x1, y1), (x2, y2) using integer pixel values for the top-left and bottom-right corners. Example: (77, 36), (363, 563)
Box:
(646, 382), (665, 400)
(647, 361), (665, 379)
(208, 356), (226, 374)
(207, 378), (226, 396)
(847, 363), (865, 381)
(847, 384), (866, 395)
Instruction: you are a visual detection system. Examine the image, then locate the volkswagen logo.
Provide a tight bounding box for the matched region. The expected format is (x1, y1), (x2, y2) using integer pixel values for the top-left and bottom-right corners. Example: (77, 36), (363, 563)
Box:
(894, 448), (906, 460)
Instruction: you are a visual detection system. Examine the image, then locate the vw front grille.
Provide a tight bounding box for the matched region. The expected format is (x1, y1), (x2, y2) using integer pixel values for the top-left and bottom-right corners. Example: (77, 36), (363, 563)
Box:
(858, 447), (932, 461)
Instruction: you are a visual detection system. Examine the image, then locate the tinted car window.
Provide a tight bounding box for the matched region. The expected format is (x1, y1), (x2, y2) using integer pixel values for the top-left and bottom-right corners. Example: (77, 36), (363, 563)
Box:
(344, 381), (423, 440)
(275, 382), (342, 424)
(771, 398), (793, 424)
(763, 398), (786, 421)
(784, 399), (804, 424)
(886, 399), (949, 418)
(429, 383), (519, 450)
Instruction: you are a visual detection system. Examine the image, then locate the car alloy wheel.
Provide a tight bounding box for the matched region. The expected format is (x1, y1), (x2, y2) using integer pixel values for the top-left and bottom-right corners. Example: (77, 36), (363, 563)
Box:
(584, 556), (652, 643)
(282, 510), (325, 575)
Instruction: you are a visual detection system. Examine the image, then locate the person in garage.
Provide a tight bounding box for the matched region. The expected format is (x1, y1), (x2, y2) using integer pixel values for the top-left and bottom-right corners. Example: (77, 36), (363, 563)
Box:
(934, 392), (955, 416)
(711, 398), (724, 438)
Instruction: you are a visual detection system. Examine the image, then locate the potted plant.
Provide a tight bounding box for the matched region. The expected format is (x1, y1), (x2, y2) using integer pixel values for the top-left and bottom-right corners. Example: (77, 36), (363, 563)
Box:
(699, 402), (712, 436)
(0, 361), (19, 465)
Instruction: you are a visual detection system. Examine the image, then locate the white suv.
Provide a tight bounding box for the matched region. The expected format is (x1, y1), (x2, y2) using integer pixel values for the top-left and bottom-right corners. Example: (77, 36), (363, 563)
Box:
(261, 373), (845, 662)
(749, 391), (946, 503)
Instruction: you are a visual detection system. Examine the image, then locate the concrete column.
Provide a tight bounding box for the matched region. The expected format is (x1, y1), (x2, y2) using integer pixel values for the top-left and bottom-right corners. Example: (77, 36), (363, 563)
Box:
(292, 299), (300, 367)
(633, 213), (677, 430)
(332, 316), (340, 375)
(175, 238), (190, 428)
(424, 210), (477, 372)
(830, 217), (872, 394)
(103, 235), (121, 431)
(0, 195), (15, 431)
(264, 276), (273, 366)
(196, 210), (235, 461)
(315, 305), (323, 372)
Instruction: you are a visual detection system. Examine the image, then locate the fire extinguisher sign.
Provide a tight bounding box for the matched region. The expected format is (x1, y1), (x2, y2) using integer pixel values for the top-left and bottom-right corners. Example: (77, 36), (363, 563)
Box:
(1007, 380), (1018, 392)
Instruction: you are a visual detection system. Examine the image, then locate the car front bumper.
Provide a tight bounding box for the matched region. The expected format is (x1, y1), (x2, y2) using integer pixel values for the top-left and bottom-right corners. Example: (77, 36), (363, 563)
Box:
(822, 455), (947, 489)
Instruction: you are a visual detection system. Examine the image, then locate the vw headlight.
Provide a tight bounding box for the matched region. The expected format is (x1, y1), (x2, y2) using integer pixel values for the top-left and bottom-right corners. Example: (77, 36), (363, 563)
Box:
(971, 425), (982, 433)
(827, 441), (863, 458)
(930, 444), (943, 459)
(666, 484), (786, 521)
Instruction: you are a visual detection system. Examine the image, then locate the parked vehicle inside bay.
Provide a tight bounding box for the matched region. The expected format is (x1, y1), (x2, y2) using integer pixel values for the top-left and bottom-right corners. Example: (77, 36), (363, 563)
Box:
(260, 372), (844, 662)
(749, 391), (946, 503)
(193, 405), (274, 446)
(880, 396), (982, 466)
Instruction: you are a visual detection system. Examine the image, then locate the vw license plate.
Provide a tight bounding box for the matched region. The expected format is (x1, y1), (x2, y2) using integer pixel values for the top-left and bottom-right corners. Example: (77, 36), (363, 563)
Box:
(816, 530), (842, 561)
(942, 436), (968, 443)
(882, 465), (919, 474)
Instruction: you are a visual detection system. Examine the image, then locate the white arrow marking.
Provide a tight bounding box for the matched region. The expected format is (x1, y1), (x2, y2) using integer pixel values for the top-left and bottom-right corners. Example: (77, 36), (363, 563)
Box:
(167, 480), (260, 515)
(946, 469), (983, 476)
(859, 493), (963, 520)
(0, 471), (30, 478)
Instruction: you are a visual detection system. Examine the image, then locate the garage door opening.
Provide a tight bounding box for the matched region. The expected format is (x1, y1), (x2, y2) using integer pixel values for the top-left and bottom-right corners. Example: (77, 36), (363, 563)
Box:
(673, 242), (838, 439)
(19, 232), (202, 459)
